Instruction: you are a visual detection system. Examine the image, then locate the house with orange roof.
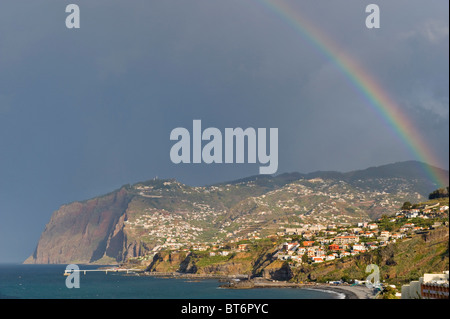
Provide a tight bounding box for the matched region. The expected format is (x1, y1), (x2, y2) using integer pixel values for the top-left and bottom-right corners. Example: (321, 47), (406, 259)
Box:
(302, 241), (315, 247)
(312, 257), (324, 263)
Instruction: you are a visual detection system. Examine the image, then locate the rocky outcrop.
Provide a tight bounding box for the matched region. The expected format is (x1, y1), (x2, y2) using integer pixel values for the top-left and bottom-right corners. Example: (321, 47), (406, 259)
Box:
(178, 254), (198, 273)
(146, 251), (190, 272)
(146, 251), (256, 276)
(421, 226), (449, 242)
(197, 262), (253, 276)
(262, 261), (293, 281)
(24, 188), (131, 264)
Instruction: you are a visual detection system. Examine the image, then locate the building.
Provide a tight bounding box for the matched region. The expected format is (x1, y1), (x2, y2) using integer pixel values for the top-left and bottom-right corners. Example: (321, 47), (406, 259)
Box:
(238, 244), (249, 251)
(333, 235), (359, 245)
(285, 228), (304, 235)
(282, 242), (297, 251)
(401, 271), (449, 299)
(357, 222), (368, 228)
(339, 252), (350, 258)
(307, 249), (316, 257)
(352, 244), (366, 252)
(391, 233), (404, 240)
(380, 231), (390, 237)
(302, 232), (314, 240)
(421, 281), (449, 299)
(421, 272), (449, 299)
(361, 231), (375, 238)
(328, 244), (340, 251)
(406, 211), (418, 218)
(311, 257), (324, 263)
(310, 224), (326, 232)
(315, 249), (326, 257)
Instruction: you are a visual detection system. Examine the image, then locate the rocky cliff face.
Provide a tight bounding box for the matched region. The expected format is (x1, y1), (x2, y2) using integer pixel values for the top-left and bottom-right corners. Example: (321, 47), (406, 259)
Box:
(24, 188), (132, 264)
(262, 261), (293, 281)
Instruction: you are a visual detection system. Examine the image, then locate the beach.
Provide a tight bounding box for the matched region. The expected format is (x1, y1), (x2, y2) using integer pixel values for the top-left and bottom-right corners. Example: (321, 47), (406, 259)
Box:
(223, 278), (378, 299)
(305, 284), (377, 299)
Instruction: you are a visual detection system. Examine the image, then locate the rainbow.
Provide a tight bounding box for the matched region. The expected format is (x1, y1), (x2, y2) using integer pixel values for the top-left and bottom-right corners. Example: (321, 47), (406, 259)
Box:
(257, 0), (448, 188)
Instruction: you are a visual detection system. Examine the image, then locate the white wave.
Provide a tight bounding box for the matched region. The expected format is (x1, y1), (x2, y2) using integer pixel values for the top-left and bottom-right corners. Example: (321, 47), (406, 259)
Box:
(303, 287), (346, 299)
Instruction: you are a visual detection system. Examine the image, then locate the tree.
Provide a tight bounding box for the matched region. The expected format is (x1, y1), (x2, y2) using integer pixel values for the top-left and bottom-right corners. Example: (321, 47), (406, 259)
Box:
(302, 253), (309, 264)
(429, 187), (449, 200)
(401, 201), (412, 210)
(341, 274), (350, 283)
(380, 286), (398, 299)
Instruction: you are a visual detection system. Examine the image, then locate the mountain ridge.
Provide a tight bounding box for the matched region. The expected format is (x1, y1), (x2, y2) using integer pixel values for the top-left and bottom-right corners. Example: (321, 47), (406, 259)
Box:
(24, 161), (449, 264)
(215, 160), (448, 192)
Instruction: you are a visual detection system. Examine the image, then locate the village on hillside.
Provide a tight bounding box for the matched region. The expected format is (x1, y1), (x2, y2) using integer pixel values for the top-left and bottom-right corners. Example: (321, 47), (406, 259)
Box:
(129, 198), (448, 267)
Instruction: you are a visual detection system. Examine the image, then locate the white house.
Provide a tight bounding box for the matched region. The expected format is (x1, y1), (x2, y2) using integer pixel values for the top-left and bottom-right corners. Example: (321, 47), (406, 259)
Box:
(352, 244), (366, 252)
(311, 257), (324, 263)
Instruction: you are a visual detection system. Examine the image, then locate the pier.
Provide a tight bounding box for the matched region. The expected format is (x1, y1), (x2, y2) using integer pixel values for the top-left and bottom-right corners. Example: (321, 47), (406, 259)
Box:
(64, 268), (143, 276)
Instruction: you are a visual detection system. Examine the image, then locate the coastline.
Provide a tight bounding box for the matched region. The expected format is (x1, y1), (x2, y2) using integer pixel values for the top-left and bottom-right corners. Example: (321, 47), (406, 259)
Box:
(140, 272), (377, 299)
(220, 278), (377, 299)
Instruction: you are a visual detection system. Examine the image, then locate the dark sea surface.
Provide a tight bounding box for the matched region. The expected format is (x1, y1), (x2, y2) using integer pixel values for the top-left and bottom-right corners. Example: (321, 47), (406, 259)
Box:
(0, 264), (340, 299)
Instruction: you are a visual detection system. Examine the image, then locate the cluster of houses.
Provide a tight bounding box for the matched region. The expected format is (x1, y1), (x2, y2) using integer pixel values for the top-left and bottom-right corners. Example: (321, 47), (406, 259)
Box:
(124, 210), (207, 247)
(126, 199), (448, 269)
(274, 234), (370, 264)
(129, 180), (449, 264)
(273, 204), (449, 264)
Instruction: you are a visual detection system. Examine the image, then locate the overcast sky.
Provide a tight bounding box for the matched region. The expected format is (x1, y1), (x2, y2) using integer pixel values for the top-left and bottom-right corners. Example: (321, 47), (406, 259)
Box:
(0, 0), (448, 262)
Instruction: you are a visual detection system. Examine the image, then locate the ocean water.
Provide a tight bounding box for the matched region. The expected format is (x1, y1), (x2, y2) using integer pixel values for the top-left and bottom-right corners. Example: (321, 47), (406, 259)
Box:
(0, 264), (340, 299)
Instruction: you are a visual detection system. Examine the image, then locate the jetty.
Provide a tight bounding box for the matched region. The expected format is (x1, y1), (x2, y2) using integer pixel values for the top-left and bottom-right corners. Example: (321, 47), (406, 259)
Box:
(63, 268), (143, 276)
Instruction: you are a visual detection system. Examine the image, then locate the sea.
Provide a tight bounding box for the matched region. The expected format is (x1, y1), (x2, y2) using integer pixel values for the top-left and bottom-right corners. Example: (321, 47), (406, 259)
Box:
(0, 264), (342, 299)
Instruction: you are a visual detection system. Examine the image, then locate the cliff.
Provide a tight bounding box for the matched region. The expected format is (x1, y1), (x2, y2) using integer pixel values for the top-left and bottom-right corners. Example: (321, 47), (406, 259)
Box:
(24, 188), (132, 264)
(144, 242), (278, 276)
